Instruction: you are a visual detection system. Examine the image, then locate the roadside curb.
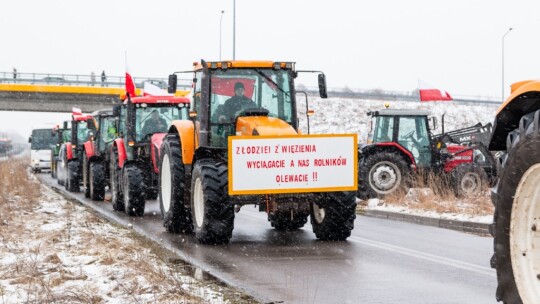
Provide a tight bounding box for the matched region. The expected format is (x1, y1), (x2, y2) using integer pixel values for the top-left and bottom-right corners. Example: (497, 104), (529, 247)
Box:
(358, 208), (490, 235)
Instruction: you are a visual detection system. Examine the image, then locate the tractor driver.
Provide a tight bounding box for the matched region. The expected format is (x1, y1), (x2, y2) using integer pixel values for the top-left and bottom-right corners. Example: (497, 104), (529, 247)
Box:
(142, 110), (168, 138)
(218, 82), (257, 123)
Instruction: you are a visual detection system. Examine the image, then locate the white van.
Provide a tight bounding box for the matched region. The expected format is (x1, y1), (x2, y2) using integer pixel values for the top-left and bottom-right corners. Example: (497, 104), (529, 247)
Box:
(29, 128), (55, 172)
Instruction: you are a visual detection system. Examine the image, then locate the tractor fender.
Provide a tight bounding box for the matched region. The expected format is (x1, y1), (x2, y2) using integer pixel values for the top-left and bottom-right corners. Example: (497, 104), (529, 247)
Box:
(490, 80), (540, 150)
(362, 142), (417, 169)
(168, 120), (197, 165)
(112, 138), (127, 168)
(65, 142), (74, 160)
(83, 141), (95, 159)
(151, 133), (167, 173)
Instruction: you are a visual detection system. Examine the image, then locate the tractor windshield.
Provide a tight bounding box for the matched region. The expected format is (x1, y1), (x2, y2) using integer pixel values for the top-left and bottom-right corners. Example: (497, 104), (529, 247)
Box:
(30, 129), (55, 150)
(135, 105), (189, 141)
(209, 68), (293, 124)
(76, 121), (88, 144)
(61, 129), (71, 143)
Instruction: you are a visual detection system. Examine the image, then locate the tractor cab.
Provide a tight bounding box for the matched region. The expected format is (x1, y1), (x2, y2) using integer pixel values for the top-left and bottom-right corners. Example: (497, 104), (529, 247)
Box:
(367, 109), (435, 169)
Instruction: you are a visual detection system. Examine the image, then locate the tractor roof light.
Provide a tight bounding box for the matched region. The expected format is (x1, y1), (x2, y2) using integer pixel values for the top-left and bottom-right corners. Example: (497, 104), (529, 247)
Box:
(273, 62), (281, 70)
(285, 62), (293, 69)
(221, 62), (228, 70)
(211, 62), (218, 69)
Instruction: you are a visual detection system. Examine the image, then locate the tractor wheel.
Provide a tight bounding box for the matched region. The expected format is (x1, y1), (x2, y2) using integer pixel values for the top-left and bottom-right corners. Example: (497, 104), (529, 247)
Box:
(123, 165), (146, 216)
(269, 212), (309, 231)
(191, 160), (234, 244)
(66, 160), (80, 192)
(50, 155), (57, 178)
(159, 134), (193, 233)
(82, 152), (90, 198)
(89, 161), (105, 201)
(451, 164), (487, 198)
(311, 191), (357, 241)
(491, 110), (540, 303)
(361, 152), (410, 199)
(110, 150), (124, 211)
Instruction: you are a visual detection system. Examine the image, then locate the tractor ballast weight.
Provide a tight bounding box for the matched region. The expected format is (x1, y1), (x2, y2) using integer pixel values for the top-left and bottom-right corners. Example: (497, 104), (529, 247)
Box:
(159, 60), (358, 244)
(488, 80), (540, 304)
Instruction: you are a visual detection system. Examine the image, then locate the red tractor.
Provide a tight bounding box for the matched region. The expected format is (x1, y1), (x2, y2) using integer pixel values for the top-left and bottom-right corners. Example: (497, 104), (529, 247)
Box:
(80, 109), (117, 201)
(58, 113), (92, 191)
(109, 95), (190, 216)
(357, 108), (497, 199)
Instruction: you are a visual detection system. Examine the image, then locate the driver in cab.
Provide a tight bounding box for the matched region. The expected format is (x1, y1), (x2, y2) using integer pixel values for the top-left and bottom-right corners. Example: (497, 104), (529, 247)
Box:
(142, 110), (167, 137)
(218, 82), (257, 123)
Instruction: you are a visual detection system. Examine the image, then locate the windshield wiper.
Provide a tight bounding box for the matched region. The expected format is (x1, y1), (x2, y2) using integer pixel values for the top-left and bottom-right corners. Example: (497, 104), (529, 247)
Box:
(254, 69), (289, 97)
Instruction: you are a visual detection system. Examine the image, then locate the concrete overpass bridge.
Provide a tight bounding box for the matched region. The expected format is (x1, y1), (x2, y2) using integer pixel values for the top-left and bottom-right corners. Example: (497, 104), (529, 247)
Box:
(0, 71), (191, 113)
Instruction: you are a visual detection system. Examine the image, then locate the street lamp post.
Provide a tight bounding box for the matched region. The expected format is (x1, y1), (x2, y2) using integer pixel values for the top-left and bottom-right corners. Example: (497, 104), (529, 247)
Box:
(220, 10), (225, 61)
(502, 27), (513, 102)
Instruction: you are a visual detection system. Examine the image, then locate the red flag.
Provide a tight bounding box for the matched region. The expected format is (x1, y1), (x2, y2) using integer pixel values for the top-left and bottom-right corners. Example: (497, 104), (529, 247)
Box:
(125, 72), (136, 97)
(72, 107), (82, 115)
(418, 80), (452, 102)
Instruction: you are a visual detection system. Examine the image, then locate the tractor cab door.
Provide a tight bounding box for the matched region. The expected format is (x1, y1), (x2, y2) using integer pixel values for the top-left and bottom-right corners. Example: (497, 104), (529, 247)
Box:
(372, 115), (394, 143)
(397, 116), (432, 168)
(99, 116), (117, 154)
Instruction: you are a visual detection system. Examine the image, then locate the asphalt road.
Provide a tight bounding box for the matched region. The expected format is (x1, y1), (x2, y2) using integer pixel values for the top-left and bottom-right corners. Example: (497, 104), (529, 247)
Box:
(39, 174), (497, 304)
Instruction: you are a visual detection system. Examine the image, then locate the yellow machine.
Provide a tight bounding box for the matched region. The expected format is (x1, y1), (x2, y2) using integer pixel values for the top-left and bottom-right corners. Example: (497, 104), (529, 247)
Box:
(158, 60), (358, 244)
(489, 80), (540, 303)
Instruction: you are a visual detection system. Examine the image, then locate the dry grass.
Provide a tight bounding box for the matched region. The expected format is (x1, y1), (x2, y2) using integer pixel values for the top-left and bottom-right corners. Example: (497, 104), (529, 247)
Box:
(380, 170), (493, 216)
(0, 158), (245, 304)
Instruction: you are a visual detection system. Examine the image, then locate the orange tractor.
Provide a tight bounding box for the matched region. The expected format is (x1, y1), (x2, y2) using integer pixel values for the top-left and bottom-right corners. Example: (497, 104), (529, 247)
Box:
(159, 60), (358, 244)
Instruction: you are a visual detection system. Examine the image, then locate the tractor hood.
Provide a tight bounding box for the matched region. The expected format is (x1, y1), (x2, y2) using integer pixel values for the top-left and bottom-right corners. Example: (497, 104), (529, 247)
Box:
(236, 116), (297, 136)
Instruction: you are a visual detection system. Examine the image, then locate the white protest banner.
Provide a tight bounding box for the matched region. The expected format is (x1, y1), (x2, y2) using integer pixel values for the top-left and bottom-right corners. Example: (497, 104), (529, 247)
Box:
(228, 134), (357, 195)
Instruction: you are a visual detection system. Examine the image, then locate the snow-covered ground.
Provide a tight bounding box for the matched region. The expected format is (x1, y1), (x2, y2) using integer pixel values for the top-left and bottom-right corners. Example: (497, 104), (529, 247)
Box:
(0, 159), (253, 304)
(300, 96), (498, 222)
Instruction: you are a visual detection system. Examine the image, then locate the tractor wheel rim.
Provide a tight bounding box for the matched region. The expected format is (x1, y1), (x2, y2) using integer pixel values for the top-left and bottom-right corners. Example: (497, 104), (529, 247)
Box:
(312, 203), (325, 224)
(193, 177), (204, 228)
(369, 161), (400, 193)
(161, 154), (172, 212)
(511, 163), (540, 303)
(461, 173), (480, 195)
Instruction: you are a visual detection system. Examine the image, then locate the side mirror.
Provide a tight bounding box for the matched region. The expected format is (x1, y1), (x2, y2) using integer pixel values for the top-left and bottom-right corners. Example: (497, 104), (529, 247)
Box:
(28, 136), (32, 143)
(63, 121), (68, 129)
(429, 117), (438, 131)
(168, 74), (178, 94)
(112, 105), (121, 116)
(318, 73), (328, 99)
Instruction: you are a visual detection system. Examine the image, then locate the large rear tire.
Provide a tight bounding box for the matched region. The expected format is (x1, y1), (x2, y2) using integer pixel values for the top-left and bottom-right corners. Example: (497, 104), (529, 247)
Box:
(191, 160), (234, 244)
(123, 165), (146, 216)
(311, 191), (357, 241)
(66, 160), (80, 192)
(110, 150), (124, 211)
(159, 134), (193, 233)
(491, 110), (540, 303)
(89, 161), (105, 201)
(360, 151), (410, 199)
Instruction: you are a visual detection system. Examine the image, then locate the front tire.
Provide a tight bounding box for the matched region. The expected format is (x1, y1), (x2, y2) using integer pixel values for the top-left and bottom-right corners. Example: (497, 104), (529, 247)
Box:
(66, 160), (80, 192)
(110, 150), (124, 211)
(89, 161), (105, 201)
(123, 165), (146, 216)
(451, 163), (487, 198)
(491, 110), (540, 303)
(159, 134), (192, 233)
(311, 191), (357, 241)
(82, 152), (90, 198)
(191, 160), (234, 244)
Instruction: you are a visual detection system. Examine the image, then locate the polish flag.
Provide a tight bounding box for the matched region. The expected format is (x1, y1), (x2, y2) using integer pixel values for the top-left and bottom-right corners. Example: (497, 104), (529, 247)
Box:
(143, 82), (172, 96)
(125, 72), (136, 97)
(72, 107), (82, 115)
(418, 80), (453, 102)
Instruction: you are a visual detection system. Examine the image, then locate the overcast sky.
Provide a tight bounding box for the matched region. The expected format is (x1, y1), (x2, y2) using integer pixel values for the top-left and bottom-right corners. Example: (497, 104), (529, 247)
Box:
(1, 0), (540, 137)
